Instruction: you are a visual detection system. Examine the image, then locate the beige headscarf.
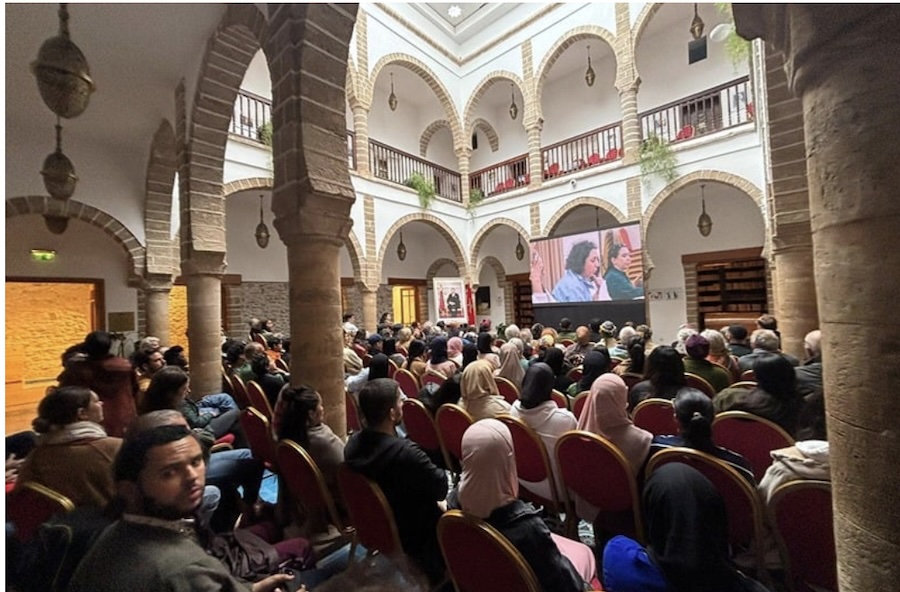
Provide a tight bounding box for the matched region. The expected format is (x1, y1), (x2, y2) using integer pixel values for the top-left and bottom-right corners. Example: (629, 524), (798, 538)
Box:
(460, 360), (510, 421)
(494, 342), (525, 389)
(343, 347), (363, 375)
(576, 373), (651, 474)
(458, 419), (518, 519)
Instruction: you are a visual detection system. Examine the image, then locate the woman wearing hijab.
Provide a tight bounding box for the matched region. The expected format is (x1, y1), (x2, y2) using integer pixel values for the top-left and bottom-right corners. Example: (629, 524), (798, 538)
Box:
(458, 420), (597, 592)
(405, 339), (427, 380)
(602, 463), (770, 592)
(459, 360), (511, 421)
(542, 347), (574, 394)
(425, 336), (458, 378)
(566, 350), (610, 398)
(461, 341), (479, 369)
(576, 374), (651, 476)
(476, 332), (501, 370)
(510, 363), (576, 501)
(367, 353), (391, 381)
(494, 342), (525, 390)
(447, 336), (465, 368)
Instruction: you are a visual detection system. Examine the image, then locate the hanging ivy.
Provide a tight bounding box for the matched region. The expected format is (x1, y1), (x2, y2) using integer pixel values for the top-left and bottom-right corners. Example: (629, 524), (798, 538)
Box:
(465, 187), (484, 217)
(257, 121), (273, 147)
(639, 135), (679, 188)
(403, 171), (436, 209)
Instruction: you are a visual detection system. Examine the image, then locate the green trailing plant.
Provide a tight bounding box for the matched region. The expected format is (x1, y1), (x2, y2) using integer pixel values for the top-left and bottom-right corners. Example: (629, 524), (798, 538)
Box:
(639, 135), (679, 188)
(257, 121), (273, 147)
(715, 3), (751, 69)
(404, 171), (436, 209)
(465, 187), (484, 217)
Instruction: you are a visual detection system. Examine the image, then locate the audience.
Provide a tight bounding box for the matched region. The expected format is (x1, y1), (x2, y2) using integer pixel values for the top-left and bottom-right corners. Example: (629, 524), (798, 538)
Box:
(494, 342), (525, 390)
(682, 334), (732, 394)
(425, 336), (458, 378)
(725, 325), (752, 357)
(567, 350), (610, 398)
(404, 339), (427, 380)
(459, 360), (511, 421)
(447, 336), (465, 368)
(475, 332), (500, 369)
(795, 329), (823, 397)
(629, 346), (689, 410)
(613, 335), (646, 377)
(739, 329), (798, 372)
(251, 353), (287, 408)
(543, 347), (575, 394)
(461, 341), (479, 369)
(703, 329), (740, 382)
(563, 326), (593, 367)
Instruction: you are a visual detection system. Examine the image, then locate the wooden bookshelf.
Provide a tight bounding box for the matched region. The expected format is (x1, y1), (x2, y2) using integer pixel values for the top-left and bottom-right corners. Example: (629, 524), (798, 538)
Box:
(684, 249), (767, 331)
(508, 273), (534, 327)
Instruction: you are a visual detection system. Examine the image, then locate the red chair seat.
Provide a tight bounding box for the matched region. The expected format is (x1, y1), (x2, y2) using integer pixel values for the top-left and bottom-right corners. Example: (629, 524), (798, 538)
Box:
(605, 148), (619, 161)
(504, 178), (515, 189)
(587, 152), (601, 166)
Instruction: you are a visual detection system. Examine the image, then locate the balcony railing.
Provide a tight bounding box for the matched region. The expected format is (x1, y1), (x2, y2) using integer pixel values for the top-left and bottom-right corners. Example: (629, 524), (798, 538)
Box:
(541, 122), (623, 181)
(369, 140), (461, 202)
(640, 76), (752, 145)
(231, 90), (271, 142)
(347, 131), (356, 170)
(470, 154), (530, 197)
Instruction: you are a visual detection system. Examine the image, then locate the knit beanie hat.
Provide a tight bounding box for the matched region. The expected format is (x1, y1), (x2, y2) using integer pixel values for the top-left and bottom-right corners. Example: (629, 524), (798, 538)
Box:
(685, 334), (710, 360)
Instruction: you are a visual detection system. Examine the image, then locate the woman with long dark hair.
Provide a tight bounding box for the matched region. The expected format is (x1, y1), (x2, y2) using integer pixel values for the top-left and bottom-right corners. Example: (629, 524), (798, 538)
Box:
(405, 339), (427, 380)
(543, 346), (574, 394)
(629, 346), (689, 411)
(727, 353), (804, 436)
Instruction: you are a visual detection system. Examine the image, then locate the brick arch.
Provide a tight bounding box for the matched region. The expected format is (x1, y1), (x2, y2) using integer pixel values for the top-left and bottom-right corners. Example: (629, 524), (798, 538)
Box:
(222, 177), (273, 197)
(469, 217), (530, 269)
(184, 3), (269, 254)
(378, 214), (469, 283)
(535, 26), (618, 113)
(543, 196), (627, 237)
(476, 255), (507, 286)
(472, 118), (500, 152)
(426, 258), (460, 282)
(144, 119), (178, 275)
(346, 58), (360, 107)
(368, 53), (464, 152)
(631, 2), (665, 59)
(6, 196), (144, 280)
(462, 71), (527, 138)
(344, 228), (364, 283)
(419, 119), (452, 157)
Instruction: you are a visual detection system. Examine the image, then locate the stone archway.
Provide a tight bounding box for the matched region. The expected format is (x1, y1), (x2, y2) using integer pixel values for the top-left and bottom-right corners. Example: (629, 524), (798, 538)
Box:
(144, 120), (178, 276)
(471, 118), (500, 152)
(378, 214), (469, 283)
(462, 71), (528, 138)
(469, 217), (531, 266)
(534, 26), (618, 113)
(543, 196), (627, 237)
(425, 257), (460, 282)
(419, 119), (452, 157)
(631, 3), (665, 57)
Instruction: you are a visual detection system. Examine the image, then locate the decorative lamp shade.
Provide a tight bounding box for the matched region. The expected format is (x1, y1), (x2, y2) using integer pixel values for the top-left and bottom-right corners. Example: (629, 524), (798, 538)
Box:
(255, 194), (270, 248)
(515, 236), (525, 261)
(397, 231), (407, 261)
(31, 4), (95, 119)
(43, 214), (69, 235)
(41, 145), (77, 201)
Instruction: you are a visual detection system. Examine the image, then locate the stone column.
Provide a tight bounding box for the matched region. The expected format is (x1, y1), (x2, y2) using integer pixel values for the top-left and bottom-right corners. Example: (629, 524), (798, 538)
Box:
(525, 120), (543, 189)
(456, 146), (472, 206)
(182, 252), (225, 400)
(360, 285), (378, 334)
(351, 102), (370, 177)
(735, 6), (900, 591)
(143, 273), (173, 346)
(618, 80), (641, 165)
(770, 241), (818, 359)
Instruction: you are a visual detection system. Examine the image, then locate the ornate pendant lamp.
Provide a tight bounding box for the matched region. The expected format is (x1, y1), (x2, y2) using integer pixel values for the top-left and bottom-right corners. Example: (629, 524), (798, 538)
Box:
(255, 194), (270, 248)
(515, 235), (525, 261)
(41, 118), (78, 200)
(43, 214), (69, 235)
(585, 45), (596, 87)
(690, 3), (706, 40)
(31, 3), (96, 119)
(397, 231), (407, 261)
(388, 72), (398, 112)
(508, 84), (518, 121)
(697, 183), (713, 237)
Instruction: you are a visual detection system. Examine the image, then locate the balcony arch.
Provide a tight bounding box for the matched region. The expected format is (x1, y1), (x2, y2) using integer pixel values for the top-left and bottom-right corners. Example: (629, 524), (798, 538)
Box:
(426, 257), (460, 282)
(144, 119), (178, 276)
(471, 118), (500, 152)
(470, 217), (531, 269)
(378, 213), (468, 283)
(419, 119), (452, 157)
(463, 71), (528, 137)
(543, 196), (627, 237)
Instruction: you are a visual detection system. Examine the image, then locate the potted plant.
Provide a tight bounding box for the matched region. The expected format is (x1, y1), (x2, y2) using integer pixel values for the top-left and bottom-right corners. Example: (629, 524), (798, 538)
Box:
(257, 121), (273, 147)
(639, 135), (679, 188)
(403, 171), (436, 209)
(465, 187), (484, 217)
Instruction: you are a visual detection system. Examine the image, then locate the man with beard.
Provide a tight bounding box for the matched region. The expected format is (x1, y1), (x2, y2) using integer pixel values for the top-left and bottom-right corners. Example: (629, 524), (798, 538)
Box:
(68, 420), (295, 591)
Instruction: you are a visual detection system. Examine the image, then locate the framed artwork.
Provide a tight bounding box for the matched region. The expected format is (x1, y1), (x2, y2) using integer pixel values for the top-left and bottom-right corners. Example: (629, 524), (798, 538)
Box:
(433, 277), (467, 323)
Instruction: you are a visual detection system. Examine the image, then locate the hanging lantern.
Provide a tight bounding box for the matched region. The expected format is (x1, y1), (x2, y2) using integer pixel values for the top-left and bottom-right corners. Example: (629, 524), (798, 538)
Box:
(255, 194), (270, 248)
(43, 213), (69, 235)
(690, 3), (706, 40)
(515, 235), (525, 261)
(41, 120), (77, 200)
(697, 184), (713, 237)
(388, 72), (398, 112)
(397, 231), (407, 261)
(585, 45), (596, 87)
(31, 3), (96, 119)
(508, 84), (518, 121)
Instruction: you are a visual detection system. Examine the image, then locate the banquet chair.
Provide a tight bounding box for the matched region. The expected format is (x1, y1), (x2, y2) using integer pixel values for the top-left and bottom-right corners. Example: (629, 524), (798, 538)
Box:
(394, 367), (421, 399)
(7, 481), (75, 543)
(571, 391), (591, 421)
(712, 411), (795, 482)
(550, 389), (569, 410)
(337, 463), (402, 560)
(227, 372), (252, 410)
(621, 372), (644, 391)
(566, 365), (583, 383)
(494, 376), (520, 405)
(435, 403), (474, 475)
(632, 398), (679, 437)
(421, 371), (447, 390)
(345, 390), (363, 434)
(239, 407), (279, 472)
(684, 372), (717, 398)
(246, 380), (275, 422)
(402, 398), (450, 470)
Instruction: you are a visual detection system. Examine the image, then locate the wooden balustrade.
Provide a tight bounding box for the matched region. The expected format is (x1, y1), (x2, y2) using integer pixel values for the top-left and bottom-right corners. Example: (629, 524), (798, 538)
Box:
(369, 140), (461, 202)
(230, 90), (271, 142)
(639, 76), (752, 145)
(540, 123), (623, 181)
(470, 154), (530, 198)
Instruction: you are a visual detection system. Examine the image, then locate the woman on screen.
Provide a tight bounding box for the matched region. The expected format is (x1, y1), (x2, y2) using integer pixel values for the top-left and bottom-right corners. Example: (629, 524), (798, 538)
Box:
(604, 243), (644, 300)
(550, 240), (603, 303)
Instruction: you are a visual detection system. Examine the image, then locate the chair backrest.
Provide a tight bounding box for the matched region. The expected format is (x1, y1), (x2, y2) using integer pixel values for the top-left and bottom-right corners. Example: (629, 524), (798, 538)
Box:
(770, 480), (837, 592)
(571, 390), (591, 420)
(276, 439), (345, 530)
(559, 338), (575, 347)
(274, 357), (290, 373)
(228, 372), (252, 410)
(402, 398), (445, 460)
(566, 365), (583, 383)
(251, 333), (267, 346)
(555, 431), (644, 541)
(684, 372), (717, 398)
(494, 376), (520, 405)
(387, 358), (399, 378)
(632, 398), (679, 437)
(609, 357), (624, 370)
(421, 371), (447, 389)
(712, 411), (795, 482)
(221, 369), (234, 397)
(621, 372), (644, 391)
(729, 380), (757, 390)
(587, 152), (601, 166)
(345, 391), (362, 434)
(496, 415), (563, 516)
(239, 407), (278, 470)
(740, 369), (756, 381)
(362, 353), (373, 368)
(645, 447), (765, 557)
(337, 464), (402, 557)
(246, 380), (274, 421)
(435, 403), (474, 472)
(394, 368), (420, 399)
(550, 389), (568, 410)
(438, 510), (541, 592)
(7, 481), (75, 543)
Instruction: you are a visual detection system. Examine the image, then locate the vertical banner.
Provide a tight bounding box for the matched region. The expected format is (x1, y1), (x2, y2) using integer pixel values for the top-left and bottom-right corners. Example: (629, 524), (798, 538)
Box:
(465, 284), (476, 326)
(433, 278), (468, 324)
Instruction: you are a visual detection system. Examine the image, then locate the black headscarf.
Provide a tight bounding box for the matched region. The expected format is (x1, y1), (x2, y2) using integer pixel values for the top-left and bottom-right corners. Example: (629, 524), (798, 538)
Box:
(462, 342), (479, 369)
(519, 363), (554, 410)
(579, 351), (609, 393)
(368, 354), (390, 380)
(477, 332), (494, 355)
(543, 347), (565, 376)
(429, 336), (449, 365)
(405, 339), (426, 370)
(644, 463), (750, 592)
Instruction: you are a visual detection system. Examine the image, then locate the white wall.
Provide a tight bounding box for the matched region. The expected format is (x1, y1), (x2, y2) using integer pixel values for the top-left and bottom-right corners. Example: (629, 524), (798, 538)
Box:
(224, 191), (288, 281)
(5, 215), (138, 339)
(241, 50), (272, 99)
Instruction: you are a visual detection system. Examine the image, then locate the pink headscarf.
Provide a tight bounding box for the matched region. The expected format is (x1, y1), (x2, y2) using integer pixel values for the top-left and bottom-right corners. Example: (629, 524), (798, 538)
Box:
(458, 419), (518, 519)
(576, 374), (652, 474)
(448, 337), (464, 358)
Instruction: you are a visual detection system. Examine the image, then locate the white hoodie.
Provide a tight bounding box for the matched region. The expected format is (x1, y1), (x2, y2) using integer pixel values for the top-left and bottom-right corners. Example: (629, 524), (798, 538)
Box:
(509, 400), (577, 503)
(758, 440), (830, 503)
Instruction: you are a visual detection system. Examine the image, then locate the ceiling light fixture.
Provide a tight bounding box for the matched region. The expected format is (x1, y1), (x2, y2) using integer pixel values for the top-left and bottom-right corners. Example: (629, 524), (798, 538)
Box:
(447, 5), (462, 19)
(690, 3), (705, 40)
(255, 194), (270, 248)
(397, 231), (407, 261)
(43, 213), (69, 234)
(697, 183), (713, 237)
(31, 3), (95, 119)
(508, 84), (518, 121)
(388, 72), (398, 112)
(41, 117), (77, 201)
(585, 45), (596, 87)
(515, 235), (525, 261)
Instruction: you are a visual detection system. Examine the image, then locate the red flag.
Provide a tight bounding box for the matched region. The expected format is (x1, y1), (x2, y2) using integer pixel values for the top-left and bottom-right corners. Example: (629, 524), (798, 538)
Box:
(465, 284), (476, 326)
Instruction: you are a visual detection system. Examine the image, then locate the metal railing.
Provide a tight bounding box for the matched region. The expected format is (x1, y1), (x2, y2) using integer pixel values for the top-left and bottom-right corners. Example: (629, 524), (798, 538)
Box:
(231, 90), (271, 142)
(540, 122), (623, 181)
(639, 76), (752, 144)
(369, 139), (461, 202)
(470, 153), (530, 198)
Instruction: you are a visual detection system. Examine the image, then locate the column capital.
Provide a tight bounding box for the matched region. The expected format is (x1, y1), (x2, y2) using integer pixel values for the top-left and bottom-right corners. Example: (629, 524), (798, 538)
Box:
(182, 251), (226, 277)
(142, 272), (174, 293)
(455, 146), (472, 160)
(616, 76), (641, 95)
(524, 117), (544, 133)
(273, 192), (354, 248)
(349, 98), (370, 114)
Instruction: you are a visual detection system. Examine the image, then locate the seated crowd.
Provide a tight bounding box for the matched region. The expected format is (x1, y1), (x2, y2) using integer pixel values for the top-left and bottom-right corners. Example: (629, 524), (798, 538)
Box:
(6, 311), (830, 591)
